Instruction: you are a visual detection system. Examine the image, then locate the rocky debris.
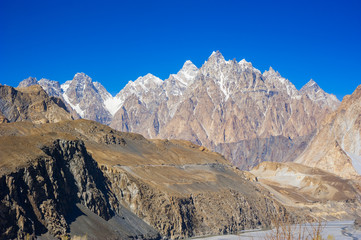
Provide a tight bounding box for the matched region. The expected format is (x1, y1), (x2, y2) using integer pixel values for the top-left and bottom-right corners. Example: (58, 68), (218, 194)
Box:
(0, 85), (73, 124)
(296, 84), (361, 179)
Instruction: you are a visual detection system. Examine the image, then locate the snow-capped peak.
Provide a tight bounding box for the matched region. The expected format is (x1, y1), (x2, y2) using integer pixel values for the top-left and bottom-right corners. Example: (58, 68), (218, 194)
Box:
(300, 79), (320, 93)
(300, 79), (340, 109)
(167, 60), (199, 90)
(238, 58), (261, 74)
(73, 72), (92, 84)
(114, 73), (163, 104)
(207, 50), (225, 63)
(263, 67), (298, 97)
(134, 73), (163, 87)
(239, 59), (248, 64)
(176, 60), (198, 82)
(263, 66), (281, 77)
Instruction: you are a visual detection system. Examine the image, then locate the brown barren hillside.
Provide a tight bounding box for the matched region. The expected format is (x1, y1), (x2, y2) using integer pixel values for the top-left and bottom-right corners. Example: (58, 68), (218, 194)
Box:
(0, 85), (73, 124)
(251, 161), (361, 220)
(0, 119), (297, 239)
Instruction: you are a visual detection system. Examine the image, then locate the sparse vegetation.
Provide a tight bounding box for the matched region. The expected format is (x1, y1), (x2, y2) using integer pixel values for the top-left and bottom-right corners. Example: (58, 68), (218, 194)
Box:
(264, 216), (334, 240)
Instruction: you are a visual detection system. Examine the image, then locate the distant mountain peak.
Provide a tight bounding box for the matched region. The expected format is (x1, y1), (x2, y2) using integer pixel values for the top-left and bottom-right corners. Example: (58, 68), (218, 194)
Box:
(134, 73), (163, 86)
(300, 79), (340, 109)
(18, 77), (38, 88)
(184, 60), (194, 65)
(300, 79), (320, 93)
(239, 59), (248, 64)
(73, 72), (92, 84)
(208, 50), (225, 63)
(263, 67), (281, 77)
(180, 60), (198, 72)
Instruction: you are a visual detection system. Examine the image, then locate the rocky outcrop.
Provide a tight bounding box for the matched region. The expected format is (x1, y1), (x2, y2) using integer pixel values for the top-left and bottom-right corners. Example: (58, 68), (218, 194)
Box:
(0, 85), (72, 124)
(0, 139), (160, 240)
(103, 164), (292, 239)
(0, 140), (112, 239)
(296, 84), (361, 179)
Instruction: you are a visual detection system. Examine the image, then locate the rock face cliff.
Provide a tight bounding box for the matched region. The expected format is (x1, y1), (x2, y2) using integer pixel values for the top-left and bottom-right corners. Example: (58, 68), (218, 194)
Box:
(296, 84), (361, 179)
(0, 138), (160, 240)
(0, 120), (297, 239)
(0, 85), (72, 124)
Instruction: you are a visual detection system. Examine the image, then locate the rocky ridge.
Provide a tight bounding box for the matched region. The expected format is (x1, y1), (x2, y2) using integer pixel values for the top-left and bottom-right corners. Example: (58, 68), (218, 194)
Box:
(0, 84), (72, 124)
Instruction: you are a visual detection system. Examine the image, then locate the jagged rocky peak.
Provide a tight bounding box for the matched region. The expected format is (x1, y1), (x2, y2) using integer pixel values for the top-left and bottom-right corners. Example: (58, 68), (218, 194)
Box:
(134, 73), (163, 87)
(263, 66), (281, 77)
(263, 66), (298, 96)
(172, 60), (199, 85)
(67, 72), (94, 93)
(179, 60), (198, 75)
(116, 73), (163, 98)
(209, 50), (225, 62)
(73, 72), (92, 83)
(300, 79), (340, 108)
(61, 72), (113, 124)
(238, 58), (254, 69)
(38, 78), (60, 87)
(300, 79), (320, 93)
(17, 77), (38, 88)
(38, 78), (62, 97)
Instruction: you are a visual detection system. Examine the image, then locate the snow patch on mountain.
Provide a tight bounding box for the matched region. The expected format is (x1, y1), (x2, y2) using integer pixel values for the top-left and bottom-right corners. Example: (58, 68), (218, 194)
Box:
(62, 91), (85, 117)
(116, 73), (163, 100)
(61, 81), (71, 92)
(104, 97), (123, 116)
(263, 67), (298, 96)
(239, 59), (261, 74)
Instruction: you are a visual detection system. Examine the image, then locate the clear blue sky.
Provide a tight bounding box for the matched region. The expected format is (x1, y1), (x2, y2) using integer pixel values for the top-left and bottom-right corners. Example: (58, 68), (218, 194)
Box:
(1, 0), (360, 99)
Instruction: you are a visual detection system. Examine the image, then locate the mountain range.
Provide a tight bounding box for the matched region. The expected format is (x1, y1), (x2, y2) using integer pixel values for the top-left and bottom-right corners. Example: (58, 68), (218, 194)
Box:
(1, 51), (361, 239)
(17, 51), (340, 170)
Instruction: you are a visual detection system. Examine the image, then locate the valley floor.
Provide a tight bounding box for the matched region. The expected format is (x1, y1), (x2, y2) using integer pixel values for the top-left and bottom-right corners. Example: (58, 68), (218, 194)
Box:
(192, 221), (361, 240)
